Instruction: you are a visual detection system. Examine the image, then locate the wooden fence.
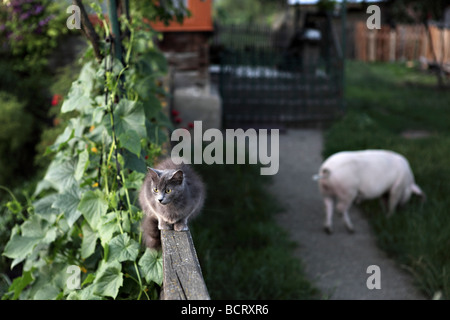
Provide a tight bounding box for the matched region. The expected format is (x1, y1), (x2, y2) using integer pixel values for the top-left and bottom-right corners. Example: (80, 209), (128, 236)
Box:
(160, 229), (210, 300)
(354, 21), (450, 64)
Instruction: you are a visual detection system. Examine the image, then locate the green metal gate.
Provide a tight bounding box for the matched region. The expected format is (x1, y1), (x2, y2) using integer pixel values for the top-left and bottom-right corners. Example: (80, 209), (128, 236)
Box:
(215, 11), (345, 128)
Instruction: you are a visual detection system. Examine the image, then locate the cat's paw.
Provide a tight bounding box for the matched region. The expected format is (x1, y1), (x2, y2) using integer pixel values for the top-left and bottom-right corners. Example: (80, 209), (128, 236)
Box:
(174, 223), (189, 231)
(158, 222), (173, 230)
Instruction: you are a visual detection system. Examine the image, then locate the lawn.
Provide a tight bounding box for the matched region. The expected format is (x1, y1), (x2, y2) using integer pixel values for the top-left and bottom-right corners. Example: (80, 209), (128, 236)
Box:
(323, 61), (450, 299)
(190, 163), (319, 299)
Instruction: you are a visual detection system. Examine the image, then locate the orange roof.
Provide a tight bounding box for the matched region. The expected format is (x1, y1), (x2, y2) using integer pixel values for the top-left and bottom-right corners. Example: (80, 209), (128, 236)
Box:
(150, 0), (213, 32)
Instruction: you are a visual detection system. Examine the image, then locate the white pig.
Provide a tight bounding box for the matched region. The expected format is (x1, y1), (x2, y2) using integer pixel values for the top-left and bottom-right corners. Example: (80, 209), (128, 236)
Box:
(314, 150), (424, 234)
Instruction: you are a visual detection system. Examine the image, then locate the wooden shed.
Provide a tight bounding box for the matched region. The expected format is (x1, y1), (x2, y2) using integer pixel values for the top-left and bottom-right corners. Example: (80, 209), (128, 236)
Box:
(152, 0), (214, 88)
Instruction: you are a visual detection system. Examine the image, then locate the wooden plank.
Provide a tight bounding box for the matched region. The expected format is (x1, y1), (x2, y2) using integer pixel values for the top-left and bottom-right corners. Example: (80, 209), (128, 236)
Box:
(355, 21), (367, 61)
(389, 30), (396, 62)
(160, 229), (210, 300)
(368, 30), (376, 62)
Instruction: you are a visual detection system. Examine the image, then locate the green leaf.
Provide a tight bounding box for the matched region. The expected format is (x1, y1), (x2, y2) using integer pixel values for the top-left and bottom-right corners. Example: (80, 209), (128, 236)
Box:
(33, 283), (61, 300)
(108, 233), (140, 263)
(6, 270), (34, 300)
(3, 215), (57, 269)
(61, 82), (91, 113)
(78, 190), (109, 231)
(21, 215), (57, 243)
(146, 49), (168, 73)
(52, 184), (82, 228)
(77, 60), (96, 93)
(119, 130), (141, 157)
(93, 261), (123, 299)
(60, 61), (97, 114)
(138, 248), (163, 286)
(112, 99), (146, 139)
(135, 76), (158, 101)
(122, 148), (146, 173)
(98, 212), (119, 246)
(75, 149), (90, 181)
(21, 216), (42, 238)
(33, 194), (60, 223)
(45, 127), (74, 155)
(81, 223), (99, 260)
(124, 171), (146, 190)
(3, 233), (42, 268)
(67, 284), (101, 300)
(81, 273), (95, 288)
(43, 158), (77, 193)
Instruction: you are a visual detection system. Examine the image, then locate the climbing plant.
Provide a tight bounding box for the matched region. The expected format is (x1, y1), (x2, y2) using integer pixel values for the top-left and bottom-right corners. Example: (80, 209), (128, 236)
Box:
(1, 1), (181, 300)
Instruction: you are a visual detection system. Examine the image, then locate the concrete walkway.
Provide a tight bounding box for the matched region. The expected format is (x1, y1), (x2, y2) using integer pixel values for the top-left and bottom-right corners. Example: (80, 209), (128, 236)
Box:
(271, 129), (425, 300)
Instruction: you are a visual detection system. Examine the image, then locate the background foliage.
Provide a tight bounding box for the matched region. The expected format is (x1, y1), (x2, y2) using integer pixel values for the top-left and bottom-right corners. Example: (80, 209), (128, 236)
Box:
(0, 1), (184, 300)
(0, 0), (72, 189)
(0, 0), (69, 73)
(213, 0), (284, 25)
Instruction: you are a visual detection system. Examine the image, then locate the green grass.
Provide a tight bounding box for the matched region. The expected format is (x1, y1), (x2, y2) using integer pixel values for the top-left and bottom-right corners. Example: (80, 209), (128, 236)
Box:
(189, 163), (319, 299)
(323, 61), (450, 299)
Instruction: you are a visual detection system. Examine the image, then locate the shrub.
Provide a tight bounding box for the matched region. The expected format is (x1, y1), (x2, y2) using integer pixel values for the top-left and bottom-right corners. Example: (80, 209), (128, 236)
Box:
(0, 91), (35, 185)
(0, 0), (68, 74)
(2, 14), (171, 300)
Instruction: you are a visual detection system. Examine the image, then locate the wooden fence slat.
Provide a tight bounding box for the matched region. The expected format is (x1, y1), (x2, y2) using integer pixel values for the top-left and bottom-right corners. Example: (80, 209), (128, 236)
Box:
(160, 229), (210, 300)
(389, 30), (396, 62)
(352, 22), (449, 64)
(355, 21), (367, 61)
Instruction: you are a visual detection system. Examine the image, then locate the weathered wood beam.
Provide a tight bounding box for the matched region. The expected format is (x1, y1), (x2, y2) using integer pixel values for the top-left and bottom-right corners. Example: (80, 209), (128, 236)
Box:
(73, 0), (103, 62)
(160, 229), (210, 300)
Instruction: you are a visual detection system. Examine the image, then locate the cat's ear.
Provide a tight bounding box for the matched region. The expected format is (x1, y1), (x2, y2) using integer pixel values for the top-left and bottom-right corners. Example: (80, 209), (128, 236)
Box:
(147, 167), (163, 181)
(170, 170), (184, 185)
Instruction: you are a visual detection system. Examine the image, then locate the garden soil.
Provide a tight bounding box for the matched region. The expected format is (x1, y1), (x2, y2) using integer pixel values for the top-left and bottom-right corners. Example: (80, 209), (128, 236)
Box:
(271, 129), (425, 300)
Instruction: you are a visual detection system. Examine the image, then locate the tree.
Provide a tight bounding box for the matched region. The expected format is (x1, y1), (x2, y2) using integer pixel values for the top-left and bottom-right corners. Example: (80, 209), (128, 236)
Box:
(386, 0), (448, 23)
(214, 0), (285, 25)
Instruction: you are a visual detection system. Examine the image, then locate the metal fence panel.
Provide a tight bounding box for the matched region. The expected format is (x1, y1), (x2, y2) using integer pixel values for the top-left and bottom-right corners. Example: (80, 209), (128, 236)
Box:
(215, 21), (344, 127)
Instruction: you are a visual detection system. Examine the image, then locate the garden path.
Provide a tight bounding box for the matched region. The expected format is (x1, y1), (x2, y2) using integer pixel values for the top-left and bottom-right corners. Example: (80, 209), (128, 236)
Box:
(271, 129), (425, 299)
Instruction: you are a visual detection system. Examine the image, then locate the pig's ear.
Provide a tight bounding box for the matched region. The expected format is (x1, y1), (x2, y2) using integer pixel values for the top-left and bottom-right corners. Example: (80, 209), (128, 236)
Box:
(147, 167), (163, 181)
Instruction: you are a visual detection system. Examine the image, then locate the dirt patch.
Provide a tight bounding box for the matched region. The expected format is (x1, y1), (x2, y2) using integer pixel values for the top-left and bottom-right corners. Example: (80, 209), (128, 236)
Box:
(271, 129), (426, 300)
(401, 130), (432, 139)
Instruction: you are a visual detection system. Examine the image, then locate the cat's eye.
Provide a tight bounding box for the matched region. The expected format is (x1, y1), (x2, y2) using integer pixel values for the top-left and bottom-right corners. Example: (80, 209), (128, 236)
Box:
(153, 188), (159, 193)
(165, 188), (172, 194)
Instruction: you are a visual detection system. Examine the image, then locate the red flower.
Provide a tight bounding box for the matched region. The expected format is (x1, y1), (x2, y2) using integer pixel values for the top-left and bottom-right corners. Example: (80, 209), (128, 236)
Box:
(174, 117), (182, 124)
(51, 94), (63, 106)
(188, 122), (194, 129)
(171, 110), (180, 117)
(145, 155), (149, 160)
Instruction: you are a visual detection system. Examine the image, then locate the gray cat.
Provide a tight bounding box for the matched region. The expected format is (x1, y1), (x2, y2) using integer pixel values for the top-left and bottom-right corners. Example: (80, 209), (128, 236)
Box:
(139, 157), (206, 249)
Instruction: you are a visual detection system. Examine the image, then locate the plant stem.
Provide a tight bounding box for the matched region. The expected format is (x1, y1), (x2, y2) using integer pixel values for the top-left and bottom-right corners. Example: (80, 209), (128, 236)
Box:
(133, 261), (144, 299)
(0, 186), (18, 203)
(116, 210), (124, 235)
(123, 18), (134, 66)
(120, 170), (132, 210)
(106, 130), (116, 168)
(73, 0), (103, 62)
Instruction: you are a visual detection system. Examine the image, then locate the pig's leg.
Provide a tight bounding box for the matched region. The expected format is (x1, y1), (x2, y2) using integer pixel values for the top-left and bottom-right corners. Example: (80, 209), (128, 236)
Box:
(323, 197), (334, 234)
(388, 182), (403, 216)
(336, 197), (355, 233)
(399, 187), (412, 206)
(379, 193), (389, 213)
(342, 210), (355, 233)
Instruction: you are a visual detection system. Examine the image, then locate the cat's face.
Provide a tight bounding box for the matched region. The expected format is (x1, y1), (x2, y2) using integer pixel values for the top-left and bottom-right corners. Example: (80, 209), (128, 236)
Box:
(148, 168), (184, 205)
